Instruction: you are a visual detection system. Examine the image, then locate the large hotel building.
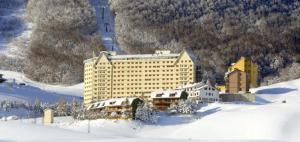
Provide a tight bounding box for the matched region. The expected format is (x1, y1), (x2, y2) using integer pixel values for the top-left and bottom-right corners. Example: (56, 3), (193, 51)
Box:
(83, 50), (196, 105)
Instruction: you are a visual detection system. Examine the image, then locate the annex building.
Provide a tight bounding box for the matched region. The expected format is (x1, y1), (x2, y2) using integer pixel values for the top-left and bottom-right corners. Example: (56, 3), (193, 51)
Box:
(83, 50), (196, 105)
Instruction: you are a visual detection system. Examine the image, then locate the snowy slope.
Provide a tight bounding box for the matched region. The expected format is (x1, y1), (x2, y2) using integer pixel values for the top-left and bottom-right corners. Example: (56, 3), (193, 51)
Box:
(0, 70), (83, 104)
(251, 79), (300, 104)
(1, 79), (300, 142)
(90, 0), (122, 52)
(0, 0), (32, 58)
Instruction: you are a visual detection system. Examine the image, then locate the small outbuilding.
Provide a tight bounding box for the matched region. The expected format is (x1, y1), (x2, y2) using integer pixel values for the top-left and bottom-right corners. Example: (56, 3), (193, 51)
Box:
(43, 109), (54, 124)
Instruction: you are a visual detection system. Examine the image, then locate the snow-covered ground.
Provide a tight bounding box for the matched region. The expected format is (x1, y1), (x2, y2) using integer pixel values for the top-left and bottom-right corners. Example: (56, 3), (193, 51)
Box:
(1, 79), (300, 142)
(0, 70), (83, 99)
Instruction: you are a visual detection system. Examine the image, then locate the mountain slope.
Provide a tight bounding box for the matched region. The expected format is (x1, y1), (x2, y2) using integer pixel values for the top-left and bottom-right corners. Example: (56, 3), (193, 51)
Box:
(109, 0), (300, 84)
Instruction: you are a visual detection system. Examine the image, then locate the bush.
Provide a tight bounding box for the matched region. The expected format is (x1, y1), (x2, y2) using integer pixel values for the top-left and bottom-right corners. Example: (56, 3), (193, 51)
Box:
(135, 102), (158, 124)
(168, 99), (197, 115)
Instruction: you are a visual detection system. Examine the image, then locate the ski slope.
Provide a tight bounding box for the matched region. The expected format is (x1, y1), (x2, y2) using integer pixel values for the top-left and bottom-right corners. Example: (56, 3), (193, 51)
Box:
(90, 0), (122, 52)
(0, 0), (32, 58)
(0, 70), (83, 104)
(1, 79), (300, 142)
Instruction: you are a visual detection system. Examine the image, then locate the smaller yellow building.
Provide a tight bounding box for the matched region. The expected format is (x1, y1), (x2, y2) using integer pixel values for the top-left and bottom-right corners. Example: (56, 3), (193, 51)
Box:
(216, 85), (226, 93)
(227, 57), (258, 88)
(44, 109), (54, 124)
(220, 57), (259, 94)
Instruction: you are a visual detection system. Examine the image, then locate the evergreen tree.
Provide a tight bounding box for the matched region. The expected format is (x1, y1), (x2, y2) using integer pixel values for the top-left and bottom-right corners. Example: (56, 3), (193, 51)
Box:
(71, 98), (80, 119)
(76, 104), (87, 120)
(180, 91), (189, 100)
(99, 108), (108, 119)
(57, 97), (67, 116)
(33, 97), (42, 117)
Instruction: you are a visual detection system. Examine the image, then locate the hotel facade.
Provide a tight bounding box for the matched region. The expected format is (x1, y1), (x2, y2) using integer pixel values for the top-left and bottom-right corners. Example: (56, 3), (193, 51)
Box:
(83, 50), (196, 105)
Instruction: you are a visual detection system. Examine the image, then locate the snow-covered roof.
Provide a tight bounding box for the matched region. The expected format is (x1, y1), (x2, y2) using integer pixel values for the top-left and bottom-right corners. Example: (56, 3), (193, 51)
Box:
(151, 90), (183, 99)
(87, 98), (138, 110)
(108, 53), (180, 60)
(84, 50), (181, 63)
(225, 69), (243, 78)
(179, 82), (205, 89)
(178, 81), (217, 90)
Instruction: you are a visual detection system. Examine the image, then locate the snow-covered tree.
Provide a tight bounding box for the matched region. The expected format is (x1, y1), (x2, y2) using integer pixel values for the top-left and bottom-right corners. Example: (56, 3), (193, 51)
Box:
(71, 98), (80, 119)
(110, 111), (119, 118)
(57, 97), (67, 116)
(99, 108), (108, 119)
(24, 0), (105, 84)
(76, 104), (87, 120)
(135, 102), (158, 124)
(121, 109), (131, 119)
(177, 99), (196, 114)
(33, 98), (43, 116)
(167, 102), (178, 115)
(168, 99), (197, 115)
(1, 100), (10, 112)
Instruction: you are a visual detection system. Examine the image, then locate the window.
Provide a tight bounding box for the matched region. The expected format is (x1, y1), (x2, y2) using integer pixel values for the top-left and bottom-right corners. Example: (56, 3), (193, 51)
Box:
(156, 93), (163, 97)
(170, 93), (176, 97)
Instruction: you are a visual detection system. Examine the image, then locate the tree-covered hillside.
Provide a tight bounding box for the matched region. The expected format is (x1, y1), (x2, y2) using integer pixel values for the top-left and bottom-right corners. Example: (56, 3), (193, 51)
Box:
(24, 0), (105, 84)
(110, 0), (300, 84)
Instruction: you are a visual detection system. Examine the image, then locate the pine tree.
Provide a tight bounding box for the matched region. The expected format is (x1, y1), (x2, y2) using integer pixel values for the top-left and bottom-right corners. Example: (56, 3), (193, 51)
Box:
(99, 108), (108, 119)
(167, 102), (178, 115)
(71, 98), (80, 119)
(76, 104), (86, 120)
(33, 97), (42, 117)
(57, 97), (67, 116)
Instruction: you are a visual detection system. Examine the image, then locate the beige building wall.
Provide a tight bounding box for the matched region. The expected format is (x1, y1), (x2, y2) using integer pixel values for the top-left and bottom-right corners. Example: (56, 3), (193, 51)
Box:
(44, 109), (54, 124)
(84, 50), (196, 105)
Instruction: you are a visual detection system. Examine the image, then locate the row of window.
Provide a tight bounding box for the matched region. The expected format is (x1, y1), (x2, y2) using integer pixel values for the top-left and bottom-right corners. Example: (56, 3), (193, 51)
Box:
(89, 59), (192, 66)
(90, 69), (193, 74)
(204, 87), (216, 91)
(92, 76), (193, 82)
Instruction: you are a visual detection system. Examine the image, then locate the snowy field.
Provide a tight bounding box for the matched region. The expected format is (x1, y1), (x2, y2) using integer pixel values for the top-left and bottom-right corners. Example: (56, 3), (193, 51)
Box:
(1, 77), (300, 142)
(0, 70), (83, 100)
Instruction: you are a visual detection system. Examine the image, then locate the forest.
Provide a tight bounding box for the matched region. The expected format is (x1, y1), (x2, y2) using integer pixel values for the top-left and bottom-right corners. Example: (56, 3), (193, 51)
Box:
(1, 0), (300, 85)
(109, 0), (300, 84)
(24, 0), (105, 84)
